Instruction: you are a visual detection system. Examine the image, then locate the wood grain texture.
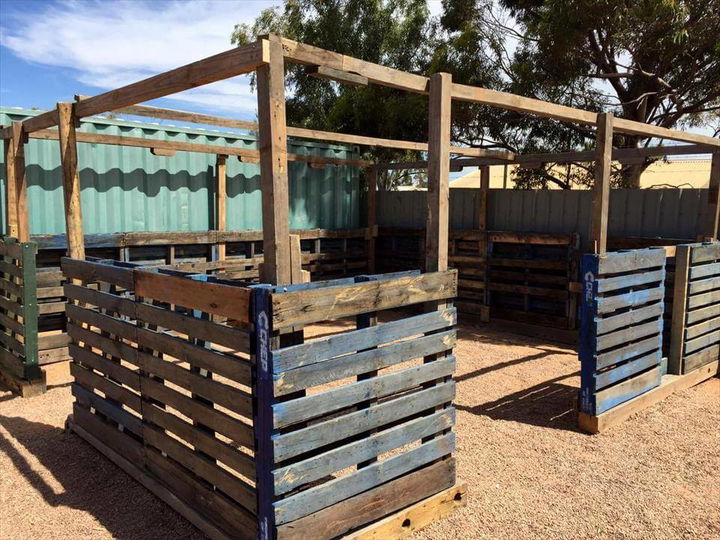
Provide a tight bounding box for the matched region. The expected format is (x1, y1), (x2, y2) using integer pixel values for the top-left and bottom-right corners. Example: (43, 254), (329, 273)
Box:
(426, 72), (452, 273)
(257, 36), (291, 285)
(56, 103), (85, 259)
(270, 270), (457, 328)
(591, 113), (613, 255)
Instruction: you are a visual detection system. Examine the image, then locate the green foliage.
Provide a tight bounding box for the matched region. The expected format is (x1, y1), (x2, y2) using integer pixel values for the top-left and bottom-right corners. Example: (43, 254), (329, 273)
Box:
(234, 0), (720, 189)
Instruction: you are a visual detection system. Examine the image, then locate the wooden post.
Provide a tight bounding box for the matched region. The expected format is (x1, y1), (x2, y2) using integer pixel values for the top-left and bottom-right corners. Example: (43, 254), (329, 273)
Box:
(591, 112), (613, 255)
(10, 122), (30, 242)
(478, 165), (490, 322)
(215, 154), (227, 260)
(366, 166), (377, 273)
(57, 102), (85, 259)
(256, 36), (291, 285)
(699, 152), (720, 241)
(3, 129), (20, 238)
(426, 72), (452, 273)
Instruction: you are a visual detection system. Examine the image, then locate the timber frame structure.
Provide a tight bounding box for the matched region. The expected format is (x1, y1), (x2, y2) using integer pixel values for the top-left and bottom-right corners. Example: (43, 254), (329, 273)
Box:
(1, 34), (719, 536)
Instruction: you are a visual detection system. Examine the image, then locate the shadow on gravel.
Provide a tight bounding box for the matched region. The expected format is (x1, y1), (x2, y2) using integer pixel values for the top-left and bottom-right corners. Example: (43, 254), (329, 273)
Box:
(0, 413), (201, 539)
(455, 372), (580, 432)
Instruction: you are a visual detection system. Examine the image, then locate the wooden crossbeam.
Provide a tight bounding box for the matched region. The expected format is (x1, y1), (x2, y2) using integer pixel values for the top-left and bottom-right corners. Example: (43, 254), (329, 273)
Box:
(306, 65), (369, 86)
(28, 128), (372, 167)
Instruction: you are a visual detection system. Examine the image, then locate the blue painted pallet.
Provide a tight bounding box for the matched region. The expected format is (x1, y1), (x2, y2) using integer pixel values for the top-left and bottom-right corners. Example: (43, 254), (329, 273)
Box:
(579, 249), (666, 415)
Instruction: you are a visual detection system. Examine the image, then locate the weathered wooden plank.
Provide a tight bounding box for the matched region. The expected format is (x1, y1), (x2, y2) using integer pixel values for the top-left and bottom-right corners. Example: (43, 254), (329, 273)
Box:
(597, 249), (665, 275)
(143, 424), (256, 514)
(69, 343), (140, 390)
(595, 319), (663, 352)
(688, 276), (720, 295)
(141, 376), (254, 450)
(274, 356), (456, 428)
(594, 335), (661, 371)
(683, 345), (719, 372)
(143, 447), (257, 539)
(65, 283), (250, 352)
(0, 260), (23, 279)
(688, 289), (720, 310)
(72, 404), (144, 463)
(593, 350), (661, 391)
(142, 402), (255, 481)
(140, 352), (252, 419)
(0, 295), (23, 317)
(38, 333), (70, 349)
(274, 433), (455, 524)
(271, 270), (457, 328)
(273, 408), (454, 495)
(71, 362), (142, 413)
(596, 269), (665, 294)
(596, 287), (664, 315)
(274, 458), (455, 540)
(684, 329), (720, 355)
(272, 308), (456, 373)
(595, 302), (664, 335)
(594, 366), (661, 414)
(686, 316), (720, 341)
(62, 258), (134, 289)
(689, 261), (720, 280)
(66, 303), (252, 385)
(690, 243), (720, 264)
(72, 382), (142, 435)
(273, 382), (455, 462)
(274, 330), (456, 396)
(134, 270), (251, 322)
(346, 483), (466, 540)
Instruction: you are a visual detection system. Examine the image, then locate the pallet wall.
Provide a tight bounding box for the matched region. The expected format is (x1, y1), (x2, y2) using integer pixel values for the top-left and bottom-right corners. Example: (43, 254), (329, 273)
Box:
(579, 249), (666, 415)
(63, 258), (257, 538)
(376, 228), (579, 329)
(0, 238), (42, 393)
(670, 242), (720, 374)
(255, 270), (459, 538)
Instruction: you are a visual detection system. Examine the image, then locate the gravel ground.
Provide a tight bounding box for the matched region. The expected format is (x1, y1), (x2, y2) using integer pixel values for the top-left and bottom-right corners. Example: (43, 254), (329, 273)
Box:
(0, 319), (718, 539)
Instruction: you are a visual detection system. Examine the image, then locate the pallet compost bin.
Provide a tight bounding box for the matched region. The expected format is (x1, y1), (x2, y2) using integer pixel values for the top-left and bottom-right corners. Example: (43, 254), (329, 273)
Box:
(62, 257), (463, 539)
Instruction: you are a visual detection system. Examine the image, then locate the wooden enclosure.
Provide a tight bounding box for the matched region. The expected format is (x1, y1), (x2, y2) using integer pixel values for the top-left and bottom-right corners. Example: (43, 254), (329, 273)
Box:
(670, 243), (720, 374)
(63, 257), (461, 539)
(579, 248), (666, 416)
(377, 229), (579, 331)
(578, 246), (719, 433)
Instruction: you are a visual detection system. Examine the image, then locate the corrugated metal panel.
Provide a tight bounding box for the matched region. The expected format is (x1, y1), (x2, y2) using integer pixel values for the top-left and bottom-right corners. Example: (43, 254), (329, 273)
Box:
(0, 107), (360, 235)
(378, 188), (706, 244)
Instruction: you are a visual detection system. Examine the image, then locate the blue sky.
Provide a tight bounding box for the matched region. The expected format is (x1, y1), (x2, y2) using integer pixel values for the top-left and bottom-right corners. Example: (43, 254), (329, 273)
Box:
(0, 0), (281, 118)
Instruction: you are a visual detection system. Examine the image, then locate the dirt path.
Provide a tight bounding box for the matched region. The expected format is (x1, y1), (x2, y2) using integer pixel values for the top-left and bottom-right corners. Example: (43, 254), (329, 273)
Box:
(1, 321), (718, 539)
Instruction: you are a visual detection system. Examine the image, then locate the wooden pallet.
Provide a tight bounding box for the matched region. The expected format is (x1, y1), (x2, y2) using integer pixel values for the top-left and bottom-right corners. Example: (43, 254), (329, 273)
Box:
(578, 360), (719, 434)
(70, 414), (465, 540)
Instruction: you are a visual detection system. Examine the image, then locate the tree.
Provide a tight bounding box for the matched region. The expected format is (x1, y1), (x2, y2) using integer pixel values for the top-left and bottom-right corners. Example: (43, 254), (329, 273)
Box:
(234, 0), (720, 189)
(495, 0), (720, 187)
(232, 0), (440, 187)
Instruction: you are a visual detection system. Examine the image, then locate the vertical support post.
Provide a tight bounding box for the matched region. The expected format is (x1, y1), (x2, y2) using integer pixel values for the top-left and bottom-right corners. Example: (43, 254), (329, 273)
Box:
(215, 154), (227, 260)
(251, 285), (275, 540)
(57, 102), (86, 259)
(591, 112), (613, 255)
(366, 166), (377, 273)
(668, 244), (691, 374)
(699, 152), (720, 241)
(426, 72), (452, 273)
(20, 242), (40, 380)
(3, 132), (18, 238)
(478, 165), (490, 322)
(10, 122), (30, 242)
(257, 36), (291, 285)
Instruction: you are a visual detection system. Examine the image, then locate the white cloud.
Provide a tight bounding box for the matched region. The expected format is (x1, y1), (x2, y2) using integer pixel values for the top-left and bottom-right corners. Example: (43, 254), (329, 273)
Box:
(0, 0), (279, 117)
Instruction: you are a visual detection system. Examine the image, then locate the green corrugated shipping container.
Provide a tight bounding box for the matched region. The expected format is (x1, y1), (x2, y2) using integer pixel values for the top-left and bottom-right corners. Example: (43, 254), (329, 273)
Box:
(0, 107), (361, 236)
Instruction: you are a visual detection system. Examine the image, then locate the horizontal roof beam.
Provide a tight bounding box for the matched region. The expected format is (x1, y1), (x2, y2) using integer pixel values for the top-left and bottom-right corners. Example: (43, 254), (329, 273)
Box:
(30, 128), (373, 167)
(380, 143), (715, 170)
(75, 97), (514, 159)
